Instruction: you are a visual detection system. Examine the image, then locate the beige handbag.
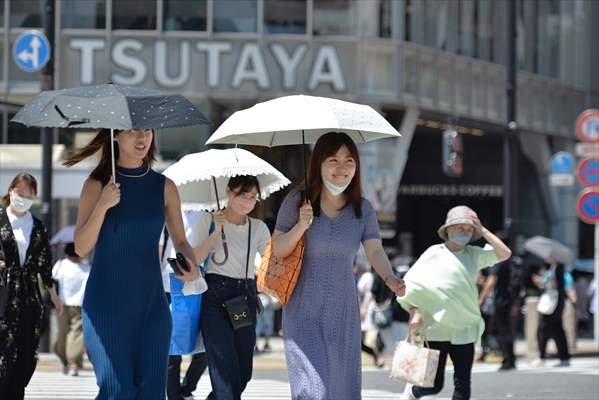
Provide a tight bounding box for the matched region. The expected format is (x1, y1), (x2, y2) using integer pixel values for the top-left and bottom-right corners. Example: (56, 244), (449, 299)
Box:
(390, 335), (440, 388)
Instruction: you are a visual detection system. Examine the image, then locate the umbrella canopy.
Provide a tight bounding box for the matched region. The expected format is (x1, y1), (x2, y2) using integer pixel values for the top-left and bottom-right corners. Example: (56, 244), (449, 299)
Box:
(10, 83), (209, 180)
(205, 94), (400, 146)
(49, 225), (75, 245)
(162, 148), (291, 212)
(10, 83), (209, 130)
(523, 236), (572, 265)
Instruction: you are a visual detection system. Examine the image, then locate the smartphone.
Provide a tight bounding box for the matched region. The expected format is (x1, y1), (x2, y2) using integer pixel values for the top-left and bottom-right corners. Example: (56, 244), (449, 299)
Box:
(175, 253), (191, 272)
(167, 257), (183, 276)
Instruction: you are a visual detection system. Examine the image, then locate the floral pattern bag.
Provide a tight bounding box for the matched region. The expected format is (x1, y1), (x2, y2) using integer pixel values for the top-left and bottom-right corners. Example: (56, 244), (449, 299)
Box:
(390, 336), (440, 388)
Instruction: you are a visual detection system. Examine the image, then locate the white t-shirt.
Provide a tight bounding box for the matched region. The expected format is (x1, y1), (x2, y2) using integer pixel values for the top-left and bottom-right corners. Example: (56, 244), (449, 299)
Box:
(191, 212), (271, 280)
(52, 258), (91, 306)
(7, 210), (33, 266)
(159, 209), (206, 292)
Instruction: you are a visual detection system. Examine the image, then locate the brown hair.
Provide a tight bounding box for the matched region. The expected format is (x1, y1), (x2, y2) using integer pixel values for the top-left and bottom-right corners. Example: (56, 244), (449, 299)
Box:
(1, 173), (38, 207)
(305, 132), (362, 219)
(63, 129), (157, 185)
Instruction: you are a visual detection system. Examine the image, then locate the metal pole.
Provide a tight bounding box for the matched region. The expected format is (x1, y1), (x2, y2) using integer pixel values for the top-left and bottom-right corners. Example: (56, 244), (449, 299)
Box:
(40, 0), (55, 232)
(504, 0), (518, 243)
(38, 0), (55, 354)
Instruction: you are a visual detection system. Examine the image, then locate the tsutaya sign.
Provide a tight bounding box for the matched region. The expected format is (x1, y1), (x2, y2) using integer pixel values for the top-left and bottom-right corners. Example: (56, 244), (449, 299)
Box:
(66, 38), (348, 93)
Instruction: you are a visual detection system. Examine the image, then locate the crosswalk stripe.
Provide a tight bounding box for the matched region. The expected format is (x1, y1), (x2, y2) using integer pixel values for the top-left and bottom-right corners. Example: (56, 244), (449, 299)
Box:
(26, 372), (401, 400)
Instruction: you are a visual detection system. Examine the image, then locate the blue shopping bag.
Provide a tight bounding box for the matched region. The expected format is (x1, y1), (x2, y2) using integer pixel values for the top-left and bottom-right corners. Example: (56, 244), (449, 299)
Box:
(168, 273), (202, 355)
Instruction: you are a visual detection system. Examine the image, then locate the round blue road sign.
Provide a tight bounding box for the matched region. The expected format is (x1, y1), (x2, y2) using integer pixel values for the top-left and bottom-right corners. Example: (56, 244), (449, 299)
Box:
(12, 31), (50, 72)
(551, 152), (575, 175)
(577, 158), (599, 187)
(577, 189), (599, 224)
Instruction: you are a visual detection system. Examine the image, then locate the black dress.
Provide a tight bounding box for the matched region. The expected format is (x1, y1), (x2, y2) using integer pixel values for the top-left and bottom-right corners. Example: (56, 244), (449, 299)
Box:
(0, 205), (54, 399)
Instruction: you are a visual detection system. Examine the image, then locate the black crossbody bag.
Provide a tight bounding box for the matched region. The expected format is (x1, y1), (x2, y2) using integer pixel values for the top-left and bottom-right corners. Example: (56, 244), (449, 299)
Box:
(222, 219), (254, 330)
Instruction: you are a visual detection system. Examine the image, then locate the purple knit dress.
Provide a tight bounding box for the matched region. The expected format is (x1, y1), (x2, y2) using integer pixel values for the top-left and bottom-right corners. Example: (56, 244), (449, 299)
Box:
(275, 189), (381, 400)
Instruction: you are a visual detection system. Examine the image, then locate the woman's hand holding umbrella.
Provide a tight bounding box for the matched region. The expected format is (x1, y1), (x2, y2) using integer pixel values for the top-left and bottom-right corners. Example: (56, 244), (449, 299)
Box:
(97, 177), (121, 212)
(212, 210), (227, 233)
(297, 202), (314, 230)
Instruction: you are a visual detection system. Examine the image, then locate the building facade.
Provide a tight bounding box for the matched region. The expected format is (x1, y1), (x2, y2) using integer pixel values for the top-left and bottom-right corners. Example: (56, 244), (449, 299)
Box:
(1, 0), (597, 258)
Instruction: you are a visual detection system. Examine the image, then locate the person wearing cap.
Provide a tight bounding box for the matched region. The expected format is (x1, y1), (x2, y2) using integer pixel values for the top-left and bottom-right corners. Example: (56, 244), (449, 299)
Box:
(398, 205), (511, 400)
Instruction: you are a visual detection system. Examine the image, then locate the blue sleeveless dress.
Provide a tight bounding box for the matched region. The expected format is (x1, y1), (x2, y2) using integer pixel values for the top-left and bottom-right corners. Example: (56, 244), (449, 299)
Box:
(83, 165), (171, 399)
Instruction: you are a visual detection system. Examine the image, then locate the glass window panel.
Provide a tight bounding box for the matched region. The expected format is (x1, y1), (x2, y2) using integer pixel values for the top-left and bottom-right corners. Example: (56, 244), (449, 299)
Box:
(61, 0), (106, 29)
(0, 0), (4, 28)
(438, 56), (453, 111)
(458, 0), (474, 57)
(163, 0), (207, 31)
(423, 0), (439, 48)
(420, 52), (436, 106)
(492, 0), (506, 64)
(313, 0), (356, 36)
(405, 0), (424, 44)
(477, 0), (492, 61)
(403, 48), (418, 97)
(264, 0), (305, 34)
(10, 0), (43, 28)
(112, 0), (156, 30)
(213, 0), (257, 33)
(471, 66), (485, 116)
(360, 47), (396, 95)
(455, 62), (470, 113)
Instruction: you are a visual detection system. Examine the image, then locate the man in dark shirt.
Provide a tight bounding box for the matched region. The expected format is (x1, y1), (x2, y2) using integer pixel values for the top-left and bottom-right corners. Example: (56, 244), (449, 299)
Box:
(479, 255), (523, 370)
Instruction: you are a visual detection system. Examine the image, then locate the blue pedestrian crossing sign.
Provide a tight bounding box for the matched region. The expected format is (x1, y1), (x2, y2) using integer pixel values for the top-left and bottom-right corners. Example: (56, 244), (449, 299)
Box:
(12, 31), (50, 72)
(550, 152), (575, 174)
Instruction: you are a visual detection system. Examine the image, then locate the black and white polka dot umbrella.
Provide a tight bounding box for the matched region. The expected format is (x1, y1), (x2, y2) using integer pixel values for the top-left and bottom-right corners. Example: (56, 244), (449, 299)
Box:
(10, 83), (209, 179)
(10, 83), (209, 130)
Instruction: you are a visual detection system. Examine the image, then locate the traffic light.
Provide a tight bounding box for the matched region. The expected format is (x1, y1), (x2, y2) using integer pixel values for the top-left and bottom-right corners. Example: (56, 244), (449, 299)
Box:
(442, 128), (463, 177)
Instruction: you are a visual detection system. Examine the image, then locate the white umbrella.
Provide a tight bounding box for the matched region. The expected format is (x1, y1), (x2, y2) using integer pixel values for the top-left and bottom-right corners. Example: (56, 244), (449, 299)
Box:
(523, 236), (572, 265)
(50, 225), (75, 245)
(205, 94), (400, 147)
(162, 148), (291, 212)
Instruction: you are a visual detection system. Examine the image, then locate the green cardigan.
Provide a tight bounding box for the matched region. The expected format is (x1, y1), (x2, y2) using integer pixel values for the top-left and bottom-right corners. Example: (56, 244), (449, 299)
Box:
(398, 243), (498, 345)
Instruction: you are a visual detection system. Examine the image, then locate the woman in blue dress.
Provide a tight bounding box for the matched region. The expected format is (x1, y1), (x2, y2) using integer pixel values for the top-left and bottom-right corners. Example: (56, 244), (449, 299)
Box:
(273, 132), (405, 399)
(65, 128), (199, 399)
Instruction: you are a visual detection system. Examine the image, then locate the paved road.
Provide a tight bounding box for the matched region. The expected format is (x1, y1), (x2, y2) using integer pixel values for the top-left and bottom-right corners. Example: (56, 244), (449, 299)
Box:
(26, 357), (599, 399)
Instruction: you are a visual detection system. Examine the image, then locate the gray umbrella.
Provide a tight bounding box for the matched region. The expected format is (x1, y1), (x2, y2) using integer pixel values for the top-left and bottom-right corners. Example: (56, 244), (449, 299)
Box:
(11, 83), (209, 178)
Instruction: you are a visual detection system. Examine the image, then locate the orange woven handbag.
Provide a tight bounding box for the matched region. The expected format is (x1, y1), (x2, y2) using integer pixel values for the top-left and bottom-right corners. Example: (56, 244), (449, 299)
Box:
(256, 236), (305, 305)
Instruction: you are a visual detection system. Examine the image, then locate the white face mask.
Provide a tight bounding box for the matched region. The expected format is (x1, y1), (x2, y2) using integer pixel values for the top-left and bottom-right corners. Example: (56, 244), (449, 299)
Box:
(10, 193), (34, 213)
(322, 176), (351, 197)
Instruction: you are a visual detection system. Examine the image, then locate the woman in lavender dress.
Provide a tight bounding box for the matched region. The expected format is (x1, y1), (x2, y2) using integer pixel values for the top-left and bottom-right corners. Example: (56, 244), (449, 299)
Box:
(273, 132), (405, 400)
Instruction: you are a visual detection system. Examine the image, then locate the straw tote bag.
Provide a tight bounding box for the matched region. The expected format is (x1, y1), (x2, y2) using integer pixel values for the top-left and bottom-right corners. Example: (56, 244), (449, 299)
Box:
(256, 236), (304, 305)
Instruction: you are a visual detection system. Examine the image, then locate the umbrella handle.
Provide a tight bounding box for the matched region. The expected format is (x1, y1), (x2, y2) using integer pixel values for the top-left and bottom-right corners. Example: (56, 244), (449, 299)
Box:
(210, 231), (229, 266)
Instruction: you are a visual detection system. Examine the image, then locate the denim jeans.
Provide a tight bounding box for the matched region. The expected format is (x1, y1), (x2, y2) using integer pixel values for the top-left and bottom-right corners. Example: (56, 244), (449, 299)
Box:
(200, 274), (257, 400)
(411, 341), (475, 400)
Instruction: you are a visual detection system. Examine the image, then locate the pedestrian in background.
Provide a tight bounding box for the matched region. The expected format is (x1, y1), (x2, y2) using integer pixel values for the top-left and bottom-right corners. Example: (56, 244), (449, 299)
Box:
(478, 237), (523, 371)
(255, 292), (276, 352)
(0, 173), (63, 399)
(52, 242), (91, 376)
(273, 132), (404, 399)
(197, 175), (271, 400)
(534, 261), (572, 367)
(355, 252), (384, 367)
(398, 205), (511, 400)
(159, 209), (209, 400)
(65, 128), (199, 399)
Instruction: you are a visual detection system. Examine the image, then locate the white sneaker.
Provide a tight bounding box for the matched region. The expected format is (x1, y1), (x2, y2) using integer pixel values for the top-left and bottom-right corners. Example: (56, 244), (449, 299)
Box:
(400, 383), (416, 400)
(531, 357), (544, 367)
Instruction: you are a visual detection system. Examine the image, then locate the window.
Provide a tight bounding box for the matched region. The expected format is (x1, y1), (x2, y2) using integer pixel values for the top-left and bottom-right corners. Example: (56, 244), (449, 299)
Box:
(313, 0), (356, 36)
(10, 0), (43, 28)
(163, 0), (207, 31)
(264, 0), (306, 34)
(112, 0), (156, 30)
(213, 0), (257, 33)
(61, 0), (106, 29)
(0, 0), (4, 28)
